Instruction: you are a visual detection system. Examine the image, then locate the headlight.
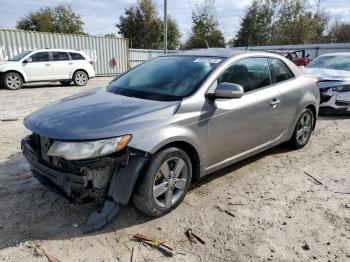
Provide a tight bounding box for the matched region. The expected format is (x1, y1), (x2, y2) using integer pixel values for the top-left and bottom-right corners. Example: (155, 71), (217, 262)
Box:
(47, 135), (131, 160)
(332, 85), (350, 92)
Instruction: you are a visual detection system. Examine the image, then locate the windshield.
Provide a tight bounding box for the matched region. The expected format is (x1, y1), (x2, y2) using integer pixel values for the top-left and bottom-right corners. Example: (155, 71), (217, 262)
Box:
(306, 55), (350, 72)
(107, 56), (223, 101)
(8, 51), (32, 61)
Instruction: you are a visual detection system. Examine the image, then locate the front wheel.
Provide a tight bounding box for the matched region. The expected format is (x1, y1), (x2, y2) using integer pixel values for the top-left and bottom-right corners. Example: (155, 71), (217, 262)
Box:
(3, 72), (23, 90)
(132, 147), (192, 217)
(290, 108), (314, 149)
(73, 70), (88, 86)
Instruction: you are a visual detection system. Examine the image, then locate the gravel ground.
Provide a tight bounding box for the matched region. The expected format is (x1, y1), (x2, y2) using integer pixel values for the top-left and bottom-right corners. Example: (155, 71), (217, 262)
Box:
(0, 78), (349, 262)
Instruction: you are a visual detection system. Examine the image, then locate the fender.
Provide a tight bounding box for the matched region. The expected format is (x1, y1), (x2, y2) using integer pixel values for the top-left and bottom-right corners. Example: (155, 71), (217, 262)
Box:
(1, 66), (28, 82)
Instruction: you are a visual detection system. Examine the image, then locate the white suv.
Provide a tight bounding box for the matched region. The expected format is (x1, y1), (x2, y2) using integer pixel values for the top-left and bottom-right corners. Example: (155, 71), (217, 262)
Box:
(0, 49), (96, 90)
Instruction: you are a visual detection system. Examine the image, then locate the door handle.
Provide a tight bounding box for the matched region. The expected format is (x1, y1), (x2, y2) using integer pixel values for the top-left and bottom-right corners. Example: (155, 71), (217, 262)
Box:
(68, 62), (74, 65)
(45, 63), (51, 66)
(270, 98), (280, 107)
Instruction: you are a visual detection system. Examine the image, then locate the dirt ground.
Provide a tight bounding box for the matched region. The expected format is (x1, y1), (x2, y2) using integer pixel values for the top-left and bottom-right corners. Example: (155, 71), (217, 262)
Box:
(0, 78), (349, 262)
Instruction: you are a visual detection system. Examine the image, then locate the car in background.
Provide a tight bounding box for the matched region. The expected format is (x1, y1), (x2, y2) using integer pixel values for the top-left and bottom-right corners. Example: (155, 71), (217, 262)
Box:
(21, 49), (319, 232)
(0, 49), (95, 90)
(268, 50), (311, 66)
(302, 53), (350, 114)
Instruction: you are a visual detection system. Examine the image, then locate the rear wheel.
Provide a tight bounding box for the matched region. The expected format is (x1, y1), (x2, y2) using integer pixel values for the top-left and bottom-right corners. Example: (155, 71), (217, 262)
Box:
(290, 108), (314, 149)
(3, 72), (23, 90)
(60, 81), (71, 86)
(133, 147), (192, 217)
(73, 70), (88, 86)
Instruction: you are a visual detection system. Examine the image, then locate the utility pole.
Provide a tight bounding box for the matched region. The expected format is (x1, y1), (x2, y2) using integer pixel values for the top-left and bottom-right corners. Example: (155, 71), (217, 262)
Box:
(163, 0), (167, 54)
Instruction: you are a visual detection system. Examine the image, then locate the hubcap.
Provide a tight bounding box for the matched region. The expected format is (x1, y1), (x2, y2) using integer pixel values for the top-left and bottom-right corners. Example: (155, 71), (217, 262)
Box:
(76, 72), (87, 85)
(296, 113), (312, 145)
(153, 157), (188, 208)
(6, 75), (21, 89)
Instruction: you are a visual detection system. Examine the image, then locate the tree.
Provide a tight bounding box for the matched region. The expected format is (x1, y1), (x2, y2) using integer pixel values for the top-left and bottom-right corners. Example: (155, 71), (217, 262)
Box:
(235, 0), (273, 46)
(185, 0), (225, 49)
(164, 17), (182, 50)
(327, 22), (350, 43)
(16, 5), (84, 34)
(117, 0), (181, 49)
(234, 0), (329, 46)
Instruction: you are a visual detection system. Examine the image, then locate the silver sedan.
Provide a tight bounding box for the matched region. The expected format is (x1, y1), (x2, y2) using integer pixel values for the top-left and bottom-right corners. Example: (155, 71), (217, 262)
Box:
(22, 49), (320, 232)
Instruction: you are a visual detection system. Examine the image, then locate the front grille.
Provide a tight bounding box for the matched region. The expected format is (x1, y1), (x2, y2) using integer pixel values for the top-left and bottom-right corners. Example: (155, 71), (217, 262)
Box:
(335, 100), (350, 107)
(320, 94), (332, 103)
(31, 134), (60, 167)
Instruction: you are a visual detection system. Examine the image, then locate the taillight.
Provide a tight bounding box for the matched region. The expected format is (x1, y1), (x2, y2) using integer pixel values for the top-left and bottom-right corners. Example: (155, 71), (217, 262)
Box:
(89, 60), (94, 65)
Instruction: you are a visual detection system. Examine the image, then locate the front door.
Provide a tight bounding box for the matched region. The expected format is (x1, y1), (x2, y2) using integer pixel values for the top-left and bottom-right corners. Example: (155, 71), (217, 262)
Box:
(207, 57), (282, 167)
(22, 51), (52, 81)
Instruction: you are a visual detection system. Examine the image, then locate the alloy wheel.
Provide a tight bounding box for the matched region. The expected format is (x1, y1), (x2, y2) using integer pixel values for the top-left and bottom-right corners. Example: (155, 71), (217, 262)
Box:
(152, 157), (188, 208)
(296, 113), (312, 145)
(75, 72), (87, 85)
(6, 75), (22, 89)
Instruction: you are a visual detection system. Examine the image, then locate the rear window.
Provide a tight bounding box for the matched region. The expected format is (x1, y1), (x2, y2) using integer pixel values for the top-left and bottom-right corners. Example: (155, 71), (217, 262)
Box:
(52, 52), (70, 61)
(69, 52), (85, 60)
(268, 58), (294, 84)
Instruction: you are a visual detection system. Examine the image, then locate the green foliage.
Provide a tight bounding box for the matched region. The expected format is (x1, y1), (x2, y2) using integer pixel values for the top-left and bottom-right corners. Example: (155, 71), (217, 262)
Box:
(165, 17), (182, 50)
(327, 22), (350, 43)
(235, 0), (329, 46)
(185, 0), (225, 49)
(117, 0), (181, 49)
(16, 5), (84, 34)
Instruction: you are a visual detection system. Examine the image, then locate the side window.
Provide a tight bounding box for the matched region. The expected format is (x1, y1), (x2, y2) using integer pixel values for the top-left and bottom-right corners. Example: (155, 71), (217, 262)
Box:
(268, 58), (294, 84)
(30, 52), (50, 62)
(52, 52), (70, 61)
(69, 52), (85, 60)
(218, 57), (271, 93)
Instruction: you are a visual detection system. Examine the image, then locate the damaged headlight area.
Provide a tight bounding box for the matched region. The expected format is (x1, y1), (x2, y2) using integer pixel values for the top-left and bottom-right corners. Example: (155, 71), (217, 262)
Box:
(21, 133), (149, 233)
(47, 135), (132, 160)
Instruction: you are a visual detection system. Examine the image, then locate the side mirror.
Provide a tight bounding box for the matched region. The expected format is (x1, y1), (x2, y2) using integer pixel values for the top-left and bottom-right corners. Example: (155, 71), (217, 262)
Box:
(213, 82), (244, 99)
(23, 57), (32, 63)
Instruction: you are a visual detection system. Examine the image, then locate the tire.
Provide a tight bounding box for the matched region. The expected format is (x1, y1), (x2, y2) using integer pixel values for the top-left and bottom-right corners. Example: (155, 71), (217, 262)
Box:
(73, 70), (88, 86)
(60, 81), (71, 86)
(3, 72), (23, 90)
(290, 108), (314, 149)
(132, 147), (192, 217)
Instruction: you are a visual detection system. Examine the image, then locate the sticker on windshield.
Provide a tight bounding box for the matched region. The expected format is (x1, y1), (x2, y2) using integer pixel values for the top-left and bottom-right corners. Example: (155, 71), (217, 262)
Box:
(193, 58), (222, 63)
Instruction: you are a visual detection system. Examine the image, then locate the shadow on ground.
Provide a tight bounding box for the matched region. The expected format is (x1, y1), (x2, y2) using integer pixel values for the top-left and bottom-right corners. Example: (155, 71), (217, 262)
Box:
(0, 141), (294, 250)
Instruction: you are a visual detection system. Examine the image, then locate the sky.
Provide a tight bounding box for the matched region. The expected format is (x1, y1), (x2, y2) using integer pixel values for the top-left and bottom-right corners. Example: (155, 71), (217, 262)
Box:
(0, 0), (349, 42)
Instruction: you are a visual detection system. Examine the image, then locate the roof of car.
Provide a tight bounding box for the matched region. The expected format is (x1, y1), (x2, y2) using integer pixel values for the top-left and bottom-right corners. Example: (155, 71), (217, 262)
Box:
(168, 48), (268, 58)
(32, 49), (82, 53)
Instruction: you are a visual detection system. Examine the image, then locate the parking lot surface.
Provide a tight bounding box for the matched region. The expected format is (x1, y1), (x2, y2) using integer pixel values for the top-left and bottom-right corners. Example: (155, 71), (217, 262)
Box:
(0, 78), (349, 261)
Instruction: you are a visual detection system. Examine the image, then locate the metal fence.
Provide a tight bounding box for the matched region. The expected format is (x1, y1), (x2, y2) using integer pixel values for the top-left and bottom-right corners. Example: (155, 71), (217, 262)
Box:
(0, 29), (129, 75)
(234, 43), (350, 59)
(129, 49), (177, 67)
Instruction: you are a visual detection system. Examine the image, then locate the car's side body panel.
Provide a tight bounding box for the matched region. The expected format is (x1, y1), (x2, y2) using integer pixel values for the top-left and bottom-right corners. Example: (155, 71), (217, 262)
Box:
(0, 49), (95, 84)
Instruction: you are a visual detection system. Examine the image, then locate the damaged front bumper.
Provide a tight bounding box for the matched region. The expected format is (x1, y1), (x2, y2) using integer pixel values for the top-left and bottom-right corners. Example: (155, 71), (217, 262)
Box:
(21, 134), (148, 232)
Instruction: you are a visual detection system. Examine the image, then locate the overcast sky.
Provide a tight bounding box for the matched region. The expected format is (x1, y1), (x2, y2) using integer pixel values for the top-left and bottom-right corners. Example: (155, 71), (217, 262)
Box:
(0, 0), (349, 41)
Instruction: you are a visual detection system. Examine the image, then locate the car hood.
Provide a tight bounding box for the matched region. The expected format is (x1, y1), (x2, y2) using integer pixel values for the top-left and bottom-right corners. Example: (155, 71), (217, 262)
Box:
(24, 88), (180, 140)
(0, 60), (16, 68)
(302, 67), (350, 81)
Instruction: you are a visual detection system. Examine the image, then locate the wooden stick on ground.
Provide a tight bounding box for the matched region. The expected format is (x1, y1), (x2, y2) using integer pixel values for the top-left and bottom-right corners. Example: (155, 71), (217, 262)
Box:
(32, 245), (61, 262)
(133, 233), (176, 257)
(304, 172), (323, 185)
